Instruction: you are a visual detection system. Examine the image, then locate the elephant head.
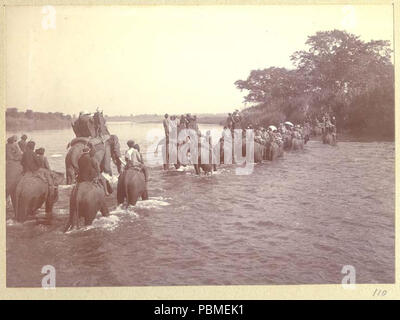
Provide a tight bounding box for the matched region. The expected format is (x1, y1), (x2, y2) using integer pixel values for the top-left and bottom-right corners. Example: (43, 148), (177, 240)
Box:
(109, 134), (121, 160)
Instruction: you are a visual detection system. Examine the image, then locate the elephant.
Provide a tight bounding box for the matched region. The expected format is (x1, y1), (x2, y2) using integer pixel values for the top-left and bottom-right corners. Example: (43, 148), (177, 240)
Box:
(313, 125), (323, 136)
(278, 143), (285, 158)
(6, 160), (23, 210)
(65, 135), (121, 184)
(303, 127), (311, 144)
(117, 168), (148, 206)
(267, 141), (281, 160)
(283, 133), (293, 151)
(291, 137), (304, 151)
(172, 140), (217, 174)
(193, 146), (218, 175)
(13, 170), (64, 223)
(217, 135), (264, 164)
(64, 181), (110, 231)
(254, 142), (265, 163)
(242, 140), (265, 163)
(322, 132), (336, 146)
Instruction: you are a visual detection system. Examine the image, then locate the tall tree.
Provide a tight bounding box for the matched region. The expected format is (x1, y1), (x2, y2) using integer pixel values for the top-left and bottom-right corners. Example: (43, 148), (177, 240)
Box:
(235, 29), (394, 137)
(290, 29), (393, 133)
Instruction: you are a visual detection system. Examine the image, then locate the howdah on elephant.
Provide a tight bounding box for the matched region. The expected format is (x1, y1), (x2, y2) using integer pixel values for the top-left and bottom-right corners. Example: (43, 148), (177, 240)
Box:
(65, 135), (121, 184)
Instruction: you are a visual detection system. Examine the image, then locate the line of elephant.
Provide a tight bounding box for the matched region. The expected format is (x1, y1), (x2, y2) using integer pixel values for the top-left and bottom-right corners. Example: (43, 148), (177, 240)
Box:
(65, 132), (305, 229)
(171, 130), (309, 176)
(6, 129), (315, 230)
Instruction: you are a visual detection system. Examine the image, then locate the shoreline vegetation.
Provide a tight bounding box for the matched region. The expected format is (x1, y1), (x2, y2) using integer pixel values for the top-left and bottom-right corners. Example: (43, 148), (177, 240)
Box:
(234, 30), (394, 141)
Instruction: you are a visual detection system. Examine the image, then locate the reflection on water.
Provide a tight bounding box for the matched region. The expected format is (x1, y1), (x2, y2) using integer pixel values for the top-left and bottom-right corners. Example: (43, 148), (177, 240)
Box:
(6, 122), (395, 286)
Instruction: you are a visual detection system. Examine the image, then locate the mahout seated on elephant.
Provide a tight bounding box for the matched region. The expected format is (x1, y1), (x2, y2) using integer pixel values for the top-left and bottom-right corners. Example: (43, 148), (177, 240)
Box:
(77, 145), (113, 195)
(14, 170), (64, 223)
(64, 146), (113, 231)
(13, 141), (64, 222)
(117, 140), (149, 206)
(35, 148), (50, 170)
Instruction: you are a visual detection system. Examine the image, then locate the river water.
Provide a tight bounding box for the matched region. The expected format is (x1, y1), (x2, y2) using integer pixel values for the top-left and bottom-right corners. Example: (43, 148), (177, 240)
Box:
(6, 122), (395, 287)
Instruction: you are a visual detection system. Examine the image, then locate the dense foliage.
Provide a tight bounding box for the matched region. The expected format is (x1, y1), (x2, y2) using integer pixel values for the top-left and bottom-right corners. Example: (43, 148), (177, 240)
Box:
(235, 30), (394, 139)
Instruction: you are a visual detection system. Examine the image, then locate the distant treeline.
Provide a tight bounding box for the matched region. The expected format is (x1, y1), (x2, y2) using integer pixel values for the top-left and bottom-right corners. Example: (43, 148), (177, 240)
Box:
(6, 110), (227, 132)
(106, 113), (227, 124)
(106, 114), (163, 123)
(235, 30), (394, 140)
(6, 108), (73, 132)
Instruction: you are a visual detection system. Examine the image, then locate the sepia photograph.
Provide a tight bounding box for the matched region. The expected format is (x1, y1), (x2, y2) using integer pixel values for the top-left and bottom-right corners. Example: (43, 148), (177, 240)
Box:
(3, 3), (395, 292)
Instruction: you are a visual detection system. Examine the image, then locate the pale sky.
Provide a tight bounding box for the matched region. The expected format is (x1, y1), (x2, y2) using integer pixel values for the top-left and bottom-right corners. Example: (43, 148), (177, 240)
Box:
(6, 5), (393, 116)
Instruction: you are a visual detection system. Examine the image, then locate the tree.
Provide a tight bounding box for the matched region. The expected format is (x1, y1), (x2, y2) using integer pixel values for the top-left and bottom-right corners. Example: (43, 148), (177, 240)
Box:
(235, 29), (394, 137)
(235, 67), (311, 125)
(290, 29), (393, 132)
